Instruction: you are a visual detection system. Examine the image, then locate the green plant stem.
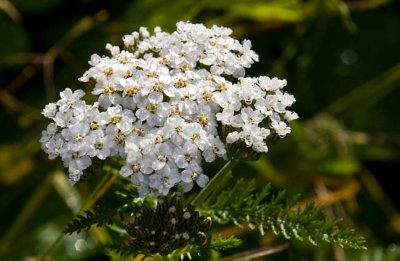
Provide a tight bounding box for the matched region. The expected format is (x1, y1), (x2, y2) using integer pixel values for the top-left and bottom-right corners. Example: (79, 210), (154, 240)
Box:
(181, 0), (211, 21)
(192, 160), (238, 207)
(39, 169), (118, 260)
(0, 176), (52, 258)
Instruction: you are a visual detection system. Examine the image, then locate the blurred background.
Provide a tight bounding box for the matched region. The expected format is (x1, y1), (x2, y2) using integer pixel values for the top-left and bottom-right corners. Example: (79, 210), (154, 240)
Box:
(0, 0), (399, 260)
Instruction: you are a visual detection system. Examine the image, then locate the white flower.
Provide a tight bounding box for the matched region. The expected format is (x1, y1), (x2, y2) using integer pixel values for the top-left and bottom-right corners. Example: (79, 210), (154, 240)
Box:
(231, 107), (264, 128)
(181, 123), (210, 151)
(259, 76), (287, 91)
(64, 154), (92, 184)
(102, 105), (135, 133)
(203, 137), (227, 162)
(149, 164), (180, 196)
(271, 121), (291, 137)
(239, 39), (259, 66)
(174, 142), (200, 168)
(135, 92), (167, 126)
(105, 43), (120, 56)
(284, 111), (299, 121)
(151, 143), (172, 170)
(87, 129), (113, 159)
(163, 116), (186, 145)
(181, 163), (209, 192)
(216, 108), (235, 126)
(57, 88), (85, 111)
(42, 103), (57, 118)
(61, 122), (90, 154)
(92, 80), (122, 108)
(213, 89), (240, 110)
(40, 132), (64, 159)
(131, 171), (150, 198)
(40, 21), (297, 196)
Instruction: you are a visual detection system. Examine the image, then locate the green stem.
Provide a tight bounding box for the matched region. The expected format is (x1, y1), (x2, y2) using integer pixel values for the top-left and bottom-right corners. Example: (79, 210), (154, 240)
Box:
(192, 160), (238, 207)
(40, 169), (118, 260)
(0, 177), (52, 258)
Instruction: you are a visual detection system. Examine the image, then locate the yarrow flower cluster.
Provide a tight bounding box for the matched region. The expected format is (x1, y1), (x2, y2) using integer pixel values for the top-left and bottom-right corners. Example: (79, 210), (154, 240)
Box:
(40, 21), (297, 197)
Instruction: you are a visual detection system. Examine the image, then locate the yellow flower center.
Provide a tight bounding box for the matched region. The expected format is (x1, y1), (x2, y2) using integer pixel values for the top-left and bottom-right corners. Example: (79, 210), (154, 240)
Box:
(111, 115), (122, 124)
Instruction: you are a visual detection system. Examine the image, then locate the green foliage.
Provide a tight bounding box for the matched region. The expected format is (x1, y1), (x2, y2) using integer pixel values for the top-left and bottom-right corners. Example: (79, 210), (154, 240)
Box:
(349, 244), (400, 261)
(64, 209), (113, 234)
(63, 180), (243, 259)
(106, 241), (135, 257)
(124, 194), (212, 256)
(201, 179), (366, 250)
(64, 178), (139, 234)
(64, 186), (215, 258)
(210, 235), (242, 251)
(166, 235), (243, 260)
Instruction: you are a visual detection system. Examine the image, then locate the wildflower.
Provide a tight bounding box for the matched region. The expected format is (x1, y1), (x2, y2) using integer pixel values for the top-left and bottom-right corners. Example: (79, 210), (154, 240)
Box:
(41, 21), (297, 196)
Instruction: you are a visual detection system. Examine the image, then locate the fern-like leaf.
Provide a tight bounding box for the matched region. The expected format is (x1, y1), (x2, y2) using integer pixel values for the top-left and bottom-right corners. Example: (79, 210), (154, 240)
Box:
(210, 235), (242, 251)
(201, 179), (366, 250)
(64, 208), (115, 234)
(64, 179), (139, 234)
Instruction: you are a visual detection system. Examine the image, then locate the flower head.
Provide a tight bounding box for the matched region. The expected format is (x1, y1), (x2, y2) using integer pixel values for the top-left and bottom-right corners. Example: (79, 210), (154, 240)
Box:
(125, 193), (211, 256)
(40, 21), (297, 196)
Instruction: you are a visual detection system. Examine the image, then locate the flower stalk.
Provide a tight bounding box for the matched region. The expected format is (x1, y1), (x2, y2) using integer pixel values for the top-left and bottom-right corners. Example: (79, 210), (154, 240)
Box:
(39, 169), (118, 260)
(192, 160), (238, 207)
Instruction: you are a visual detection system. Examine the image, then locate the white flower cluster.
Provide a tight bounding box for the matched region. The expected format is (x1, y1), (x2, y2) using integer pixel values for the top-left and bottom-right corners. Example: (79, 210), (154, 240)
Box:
(40, 21), (297, 197)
